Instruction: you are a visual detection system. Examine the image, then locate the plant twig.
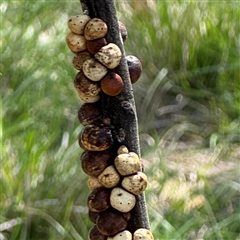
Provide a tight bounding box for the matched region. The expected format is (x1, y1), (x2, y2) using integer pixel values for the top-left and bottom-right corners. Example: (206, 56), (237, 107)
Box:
(79, 0), (150, 232)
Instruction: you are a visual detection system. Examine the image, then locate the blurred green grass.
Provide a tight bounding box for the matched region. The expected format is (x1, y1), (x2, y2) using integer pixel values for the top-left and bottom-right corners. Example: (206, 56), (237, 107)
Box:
(1, 1), (240, 239)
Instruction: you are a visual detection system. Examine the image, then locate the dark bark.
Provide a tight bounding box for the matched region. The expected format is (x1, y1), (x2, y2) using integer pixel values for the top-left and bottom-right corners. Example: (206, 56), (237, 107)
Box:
(79, 0), (150, 232)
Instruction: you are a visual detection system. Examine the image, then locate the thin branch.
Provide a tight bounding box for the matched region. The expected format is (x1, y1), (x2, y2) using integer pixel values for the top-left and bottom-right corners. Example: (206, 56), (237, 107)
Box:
(79, 0), (150, 232)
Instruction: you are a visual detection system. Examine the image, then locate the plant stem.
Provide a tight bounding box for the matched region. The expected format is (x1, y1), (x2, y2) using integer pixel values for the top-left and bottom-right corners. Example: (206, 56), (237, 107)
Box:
(79, 0), (150, 233)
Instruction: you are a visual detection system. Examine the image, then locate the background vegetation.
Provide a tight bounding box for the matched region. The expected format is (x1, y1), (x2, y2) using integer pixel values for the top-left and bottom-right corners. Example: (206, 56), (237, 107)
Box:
(1, 0), (239, 239)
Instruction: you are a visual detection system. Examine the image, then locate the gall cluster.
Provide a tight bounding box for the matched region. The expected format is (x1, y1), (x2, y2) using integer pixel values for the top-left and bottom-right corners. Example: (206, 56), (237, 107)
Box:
(66, 14), (153, 240)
